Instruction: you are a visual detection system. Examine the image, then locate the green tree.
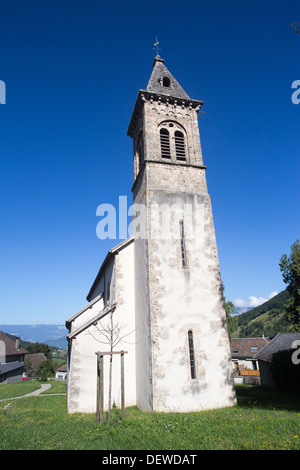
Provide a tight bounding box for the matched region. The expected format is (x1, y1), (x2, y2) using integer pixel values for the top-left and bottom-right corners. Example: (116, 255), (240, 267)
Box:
(26, 342), (52, 360)
(279, 239), (300, 331)
(221, 283), (238, 343)
(35, 359), (55, 381)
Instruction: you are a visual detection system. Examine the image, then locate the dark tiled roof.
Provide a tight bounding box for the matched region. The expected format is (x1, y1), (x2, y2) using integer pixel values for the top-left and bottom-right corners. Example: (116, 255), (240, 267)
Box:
(254, 333), (300, 363)
(0, 361), (24, 375)
(0, 331), (28, 356)
(25, 353), (46, 368)
(231, 337), (270, 359)
(56, 363), (67, 372)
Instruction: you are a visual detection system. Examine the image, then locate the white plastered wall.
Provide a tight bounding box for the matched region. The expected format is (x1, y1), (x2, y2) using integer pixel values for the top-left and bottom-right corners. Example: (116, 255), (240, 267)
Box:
(67, 241), (136, 414)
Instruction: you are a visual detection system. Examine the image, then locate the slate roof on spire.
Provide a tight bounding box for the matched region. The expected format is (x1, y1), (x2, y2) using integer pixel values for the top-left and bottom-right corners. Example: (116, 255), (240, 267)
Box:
(127, 56), (203, 138)
(146, 55), (191, 100)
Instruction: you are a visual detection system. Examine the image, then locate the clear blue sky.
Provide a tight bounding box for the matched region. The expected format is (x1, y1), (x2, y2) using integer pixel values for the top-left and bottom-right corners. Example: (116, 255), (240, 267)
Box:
(0, 0), (299, 324)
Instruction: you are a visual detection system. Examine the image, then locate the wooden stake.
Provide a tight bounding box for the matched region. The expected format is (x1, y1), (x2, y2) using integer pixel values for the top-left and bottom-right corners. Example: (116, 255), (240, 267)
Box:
(96, 354), (100, 423)
(121, 351), (125, 419)
(95, 350), (127, 423)
(100, 354), (104, 424)
(96, 353), (104, 424)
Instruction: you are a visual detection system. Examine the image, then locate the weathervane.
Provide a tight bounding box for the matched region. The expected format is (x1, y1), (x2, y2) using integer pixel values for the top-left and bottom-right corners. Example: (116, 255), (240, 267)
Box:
(153, 37), (161, 55)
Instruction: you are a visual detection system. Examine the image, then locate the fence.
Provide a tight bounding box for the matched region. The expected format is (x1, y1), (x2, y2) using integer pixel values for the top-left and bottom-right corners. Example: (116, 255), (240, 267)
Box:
(239, 369), (261, 385)
(240, 370), (260, 377)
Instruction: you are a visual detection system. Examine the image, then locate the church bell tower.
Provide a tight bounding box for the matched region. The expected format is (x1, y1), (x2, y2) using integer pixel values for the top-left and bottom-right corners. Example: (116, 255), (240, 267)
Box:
(127, 55), (236, 412)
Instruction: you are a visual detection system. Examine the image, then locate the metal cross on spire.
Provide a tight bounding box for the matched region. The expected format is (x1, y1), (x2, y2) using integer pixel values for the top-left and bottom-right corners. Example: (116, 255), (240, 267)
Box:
(153, 37), (161, 55)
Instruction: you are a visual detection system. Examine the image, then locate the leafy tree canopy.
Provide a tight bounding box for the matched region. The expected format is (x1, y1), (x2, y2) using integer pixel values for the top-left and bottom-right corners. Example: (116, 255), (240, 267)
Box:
(26, 342), (52, 360)
(279, 239), (300, 332)
(35, 359), (55, 381)
(221, 283), (237, 343)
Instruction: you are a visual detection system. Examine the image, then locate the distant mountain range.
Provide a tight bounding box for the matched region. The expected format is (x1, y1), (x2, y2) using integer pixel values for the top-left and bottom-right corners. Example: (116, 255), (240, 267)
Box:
(232, 306), (252, 316)
(0, 324), (68, 349)
(0, 289), (292, 347)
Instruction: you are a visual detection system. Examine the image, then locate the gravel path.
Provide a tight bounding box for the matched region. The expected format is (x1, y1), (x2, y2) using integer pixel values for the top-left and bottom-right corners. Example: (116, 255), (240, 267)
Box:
(0, 383), (52, 402)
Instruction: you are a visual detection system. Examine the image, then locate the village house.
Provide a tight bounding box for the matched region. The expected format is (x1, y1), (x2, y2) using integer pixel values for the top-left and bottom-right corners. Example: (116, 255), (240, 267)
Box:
(24, 353), (47, 377)
(55, 363), (68, 380)
(231, 337), (271, 384)
(231, 337), (271, 373)
(0, 331), (28, 384)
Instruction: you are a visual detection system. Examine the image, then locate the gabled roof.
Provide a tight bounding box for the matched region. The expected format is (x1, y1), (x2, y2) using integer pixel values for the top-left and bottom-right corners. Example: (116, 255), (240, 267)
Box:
(231, 337), (270, 359)
(56, 363), (67, 372)
(86, 236), (134, 302)
(66, 293), (103, 327)
(254, 332), (300, 363)
(25, 353), (46, 369)
(0, 361), (24, 376)
(0, 331), (27, 356)
(67, 302), (117, 340)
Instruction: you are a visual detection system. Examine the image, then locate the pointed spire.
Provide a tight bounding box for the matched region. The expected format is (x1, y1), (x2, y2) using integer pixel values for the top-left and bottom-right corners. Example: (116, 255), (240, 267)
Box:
(146, 56), (191, 100)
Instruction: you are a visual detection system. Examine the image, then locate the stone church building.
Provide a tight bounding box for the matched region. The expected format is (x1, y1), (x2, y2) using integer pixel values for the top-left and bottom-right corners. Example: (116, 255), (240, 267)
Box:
(66, 54), (236, 414)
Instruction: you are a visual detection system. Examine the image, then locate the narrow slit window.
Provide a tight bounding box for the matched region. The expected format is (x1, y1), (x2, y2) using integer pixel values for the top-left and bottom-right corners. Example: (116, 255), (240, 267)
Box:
(160, 128), (171, 158)
(175, 131), (186, 160)
(137, 132), (144, 170)
(179, 220), (187, 267)
(106, 281), (111, 306)
(188, 330), (196, 379)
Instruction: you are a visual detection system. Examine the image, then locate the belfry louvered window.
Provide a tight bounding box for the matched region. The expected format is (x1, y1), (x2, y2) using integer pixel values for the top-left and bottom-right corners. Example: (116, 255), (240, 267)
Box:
(160, 128), (171, 158)
(175, 131), (186, 160)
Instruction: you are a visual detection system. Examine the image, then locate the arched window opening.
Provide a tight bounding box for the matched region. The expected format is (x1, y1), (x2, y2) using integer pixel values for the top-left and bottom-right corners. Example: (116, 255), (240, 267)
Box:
(160, 128), (171, 158)
(188, 330), (196, 379)
(162, 76), (171, 87)
(175, 131), (186, 160)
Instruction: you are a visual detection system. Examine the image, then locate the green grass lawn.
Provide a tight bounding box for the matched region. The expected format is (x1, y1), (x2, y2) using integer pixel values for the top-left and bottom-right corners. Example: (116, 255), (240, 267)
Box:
(0, 379), (42, 399)
(0, 383), (299, 450)
(0, 379), (66, 399)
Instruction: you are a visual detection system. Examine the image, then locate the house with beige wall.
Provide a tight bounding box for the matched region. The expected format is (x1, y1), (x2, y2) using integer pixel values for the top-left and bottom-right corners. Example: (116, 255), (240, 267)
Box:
(231, 337), (270, 374)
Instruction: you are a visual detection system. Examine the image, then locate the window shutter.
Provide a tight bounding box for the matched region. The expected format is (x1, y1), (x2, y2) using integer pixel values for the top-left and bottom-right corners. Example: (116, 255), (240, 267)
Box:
(160, 128), (171, 158)
(175, 131), (186, 160)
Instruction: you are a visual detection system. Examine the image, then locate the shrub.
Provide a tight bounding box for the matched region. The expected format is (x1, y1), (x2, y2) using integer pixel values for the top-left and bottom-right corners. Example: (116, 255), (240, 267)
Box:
(35, 360), (55, 381)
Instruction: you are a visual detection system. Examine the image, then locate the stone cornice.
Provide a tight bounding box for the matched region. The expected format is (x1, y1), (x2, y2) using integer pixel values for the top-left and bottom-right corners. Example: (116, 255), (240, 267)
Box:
(127, 89), (203, 139)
